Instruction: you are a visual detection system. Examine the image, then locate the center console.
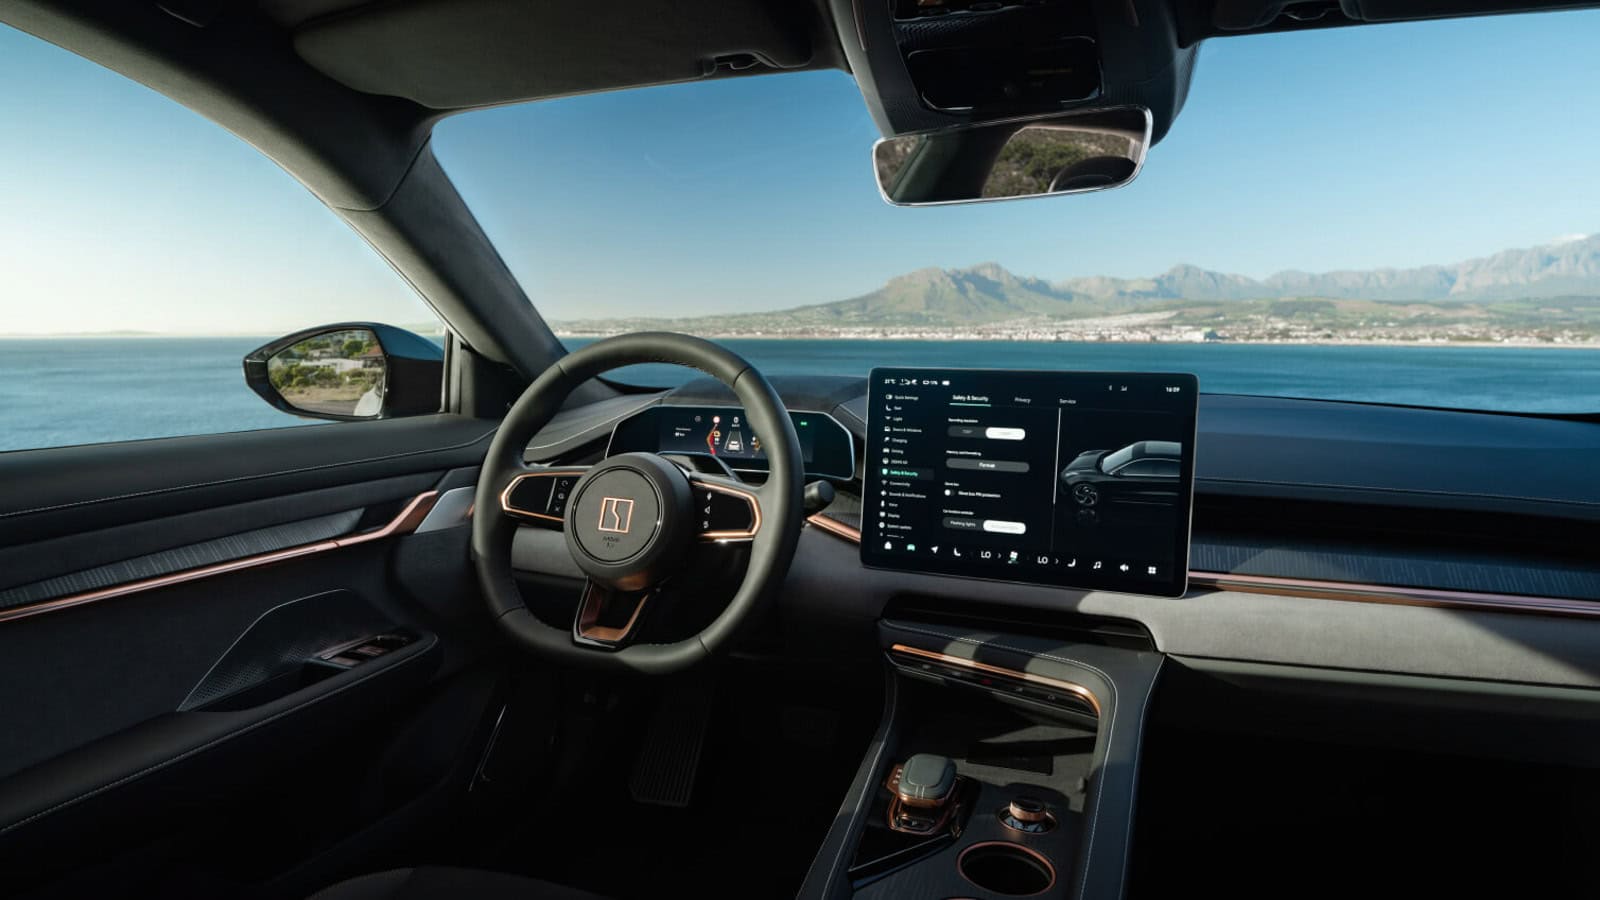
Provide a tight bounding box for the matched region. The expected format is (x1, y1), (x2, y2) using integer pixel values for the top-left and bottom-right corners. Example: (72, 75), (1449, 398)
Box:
(798, 366), (1181, 898)
(798, 618), (1162, 900)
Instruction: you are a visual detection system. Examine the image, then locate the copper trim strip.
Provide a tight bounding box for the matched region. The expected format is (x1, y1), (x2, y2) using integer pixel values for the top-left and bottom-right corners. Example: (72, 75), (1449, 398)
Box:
(806, 512), (861, 542)
(957, 842), (1057, 897)
(574, 581), (653, 644)
(806, 511), (1597, 620)
(698, 480), (762, 541)
(499, 467), (588, 523)
(889, 644), (1102, 718)
(1187, 570), (1600, 619)
(0, 491), (439, 626)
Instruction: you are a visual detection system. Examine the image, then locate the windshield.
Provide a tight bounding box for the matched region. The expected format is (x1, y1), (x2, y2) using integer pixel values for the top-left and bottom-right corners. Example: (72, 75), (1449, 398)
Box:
(433, 11), (1600, 413)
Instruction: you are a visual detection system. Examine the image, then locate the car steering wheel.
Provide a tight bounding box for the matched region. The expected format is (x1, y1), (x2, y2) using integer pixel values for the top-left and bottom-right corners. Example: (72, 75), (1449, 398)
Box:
(471, 333), (804, 674)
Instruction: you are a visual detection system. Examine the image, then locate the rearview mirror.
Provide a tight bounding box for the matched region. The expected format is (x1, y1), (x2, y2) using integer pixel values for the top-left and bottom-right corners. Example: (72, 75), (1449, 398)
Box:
(873, 107), (1150, 206)
(243, 323), (443, 421)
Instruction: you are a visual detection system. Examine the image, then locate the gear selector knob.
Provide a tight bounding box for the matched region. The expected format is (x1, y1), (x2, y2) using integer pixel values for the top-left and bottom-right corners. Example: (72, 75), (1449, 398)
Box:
(897, 753), (958, 807)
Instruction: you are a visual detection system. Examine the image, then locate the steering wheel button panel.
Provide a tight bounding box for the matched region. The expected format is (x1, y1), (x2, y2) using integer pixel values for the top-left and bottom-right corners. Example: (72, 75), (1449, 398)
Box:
(697, 484), (759, 540)
(504, 476), (553, 516)
(500, 468), (589, 524)
(548, 475), (579, 517)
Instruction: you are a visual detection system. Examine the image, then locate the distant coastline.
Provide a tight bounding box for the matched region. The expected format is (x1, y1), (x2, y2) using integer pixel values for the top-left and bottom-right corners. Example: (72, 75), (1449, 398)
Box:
(554, 330), (1600, 349)
(4, 328), (1593, 349)
(0, 325), (447, 340)
(5, 335), (1599, 452)
(0, 330), (168, 338)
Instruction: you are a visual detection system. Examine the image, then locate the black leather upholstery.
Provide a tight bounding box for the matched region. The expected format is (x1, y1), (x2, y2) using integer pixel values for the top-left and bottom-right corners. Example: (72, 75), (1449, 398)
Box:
(309, 867), (610, 900)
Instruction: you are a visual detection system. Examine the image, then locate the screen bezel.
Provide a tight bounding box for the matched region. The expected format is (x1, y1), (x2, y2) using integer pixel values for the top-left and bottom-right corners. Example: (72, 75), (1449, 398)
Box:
(859, 366), (1198, 598)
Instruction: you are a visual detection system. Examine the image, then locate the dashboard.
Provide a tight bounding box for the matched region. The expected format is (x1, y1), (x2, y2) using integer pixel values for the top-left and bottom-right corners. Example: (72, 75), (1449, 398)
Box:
(506, 366), (1600, 691)
(527, 372), (1600, 606)
(501, 359), (1600, 896)
(607, 404), (856, 480)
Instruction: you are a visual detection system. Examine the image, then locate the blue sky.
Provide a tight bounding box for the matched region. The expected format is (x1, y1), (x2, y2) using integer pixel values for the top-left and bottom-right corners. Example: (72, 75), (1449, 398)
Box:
(3, 11), (1599, 331)
(0, 24), (434, 334)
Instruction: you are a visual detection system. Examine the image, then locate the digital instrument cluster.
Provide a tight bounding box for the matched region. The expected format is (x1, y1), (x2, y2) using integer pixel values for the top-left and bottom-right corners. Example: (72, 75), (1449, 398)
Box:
(860, 368), (1198, 597)
(608, 405), (856, 480)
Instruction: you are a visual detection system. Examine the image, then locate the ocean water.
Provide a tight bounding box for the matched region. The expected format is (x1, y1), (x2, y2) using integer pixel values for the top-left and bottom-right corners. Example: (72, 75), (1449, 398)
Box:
(1, 337), (1597, 452)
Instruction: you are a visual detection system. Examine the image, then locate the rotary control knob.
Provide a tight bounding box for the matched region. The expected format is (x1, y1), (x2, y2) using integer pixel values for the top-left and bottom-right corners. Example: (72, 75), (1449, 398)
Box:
(999, 796), (1055, 833)
(1008, 797), (1048, 823)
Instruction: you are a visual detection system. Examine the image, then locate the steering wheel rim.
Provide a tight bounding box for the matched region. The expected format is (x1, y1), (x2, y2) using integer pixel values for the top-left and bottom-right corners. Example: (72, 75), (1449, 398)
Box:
(470, 332), (805, 675)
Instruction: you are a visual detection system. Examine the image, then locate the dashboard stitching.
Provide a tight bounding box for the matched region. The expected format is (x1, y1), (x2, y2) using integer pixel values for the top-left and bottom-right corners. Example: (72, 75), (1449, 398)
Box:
(0, 428), (496, 521)
(882, 620), (1122, 897)
(0, 635), (437, 838)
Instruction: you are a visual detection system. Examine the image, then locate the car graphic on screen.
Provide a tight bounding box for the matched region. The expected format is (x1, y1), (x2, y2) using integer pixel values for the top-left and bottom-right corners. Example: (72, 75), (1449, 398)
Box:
(1059, 440), (1183, 507)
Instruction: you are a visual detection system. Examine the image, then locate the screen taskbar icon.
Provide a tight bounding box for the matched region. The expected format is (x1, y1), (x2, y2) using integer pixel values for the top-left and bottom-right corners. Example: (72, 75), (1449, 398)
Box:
(879, 542), (1163, 577)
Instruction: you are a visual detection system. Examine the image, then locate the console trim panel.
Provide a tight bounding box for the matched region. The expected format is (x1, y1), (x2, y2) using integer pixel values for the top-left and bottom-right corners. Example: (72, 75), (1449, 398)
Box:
(808, 511), (1600, 620)
(889, 643), (1102, 717)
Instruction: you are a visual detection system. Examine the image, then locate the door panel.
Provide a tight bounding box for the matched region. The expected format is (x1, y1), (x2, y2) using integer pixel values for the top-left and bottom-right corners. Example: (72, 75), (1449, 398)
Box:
(0, 473), (434, 602)
(0, 416), (504, 897)
(0, 414), (494, 545)
(0, 628), (440, 856)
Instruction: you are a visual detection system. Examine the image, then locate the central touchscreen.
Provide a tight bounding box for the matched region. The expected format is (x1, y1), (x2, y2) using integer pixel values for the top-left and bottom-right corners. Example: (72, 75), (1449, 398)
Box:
(860, 368), (1198, 597)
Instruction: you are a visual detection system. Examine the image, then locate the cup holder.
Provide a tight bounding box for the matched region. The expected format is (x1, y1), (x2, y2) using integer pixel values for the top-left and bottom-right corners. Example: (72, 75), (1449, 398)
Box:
(957, 842), (1056, 896)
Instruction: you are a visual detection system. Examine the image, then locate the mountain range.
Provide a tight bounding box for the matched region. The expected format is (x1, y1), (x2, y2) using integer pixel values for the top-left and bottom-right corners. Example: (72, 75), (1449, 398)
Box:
(1057, 233), (1600, 304)
(556, 233), (1600, 336)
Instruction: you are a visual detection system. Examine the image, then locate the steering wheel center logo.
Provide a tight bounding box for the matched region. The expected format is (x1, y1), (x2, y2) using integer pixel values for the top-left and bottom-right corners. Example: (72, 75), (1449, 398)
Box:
(597, 496), (636, 534)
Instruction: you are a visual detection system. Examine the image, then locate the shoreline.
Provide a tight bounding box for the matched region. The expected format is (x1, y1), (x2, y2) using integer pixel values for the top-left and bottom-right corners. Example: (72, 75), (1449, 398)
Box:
(3, 333), (1595, 350)
(554, 332), (1600, 349)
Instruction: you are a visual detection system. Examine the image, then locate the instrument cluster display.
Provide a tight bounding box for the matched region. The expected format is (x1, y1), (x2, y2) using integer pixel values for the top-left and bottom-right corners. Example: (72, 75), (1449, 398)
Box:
(608, 405), (856, 480)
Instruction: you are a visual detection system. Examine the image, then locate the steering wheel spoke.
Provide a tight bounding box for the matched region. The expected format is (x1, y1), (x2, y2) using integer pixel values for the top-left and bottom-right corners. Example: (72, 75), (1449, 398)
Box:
(499, 463), (590, 527)
(686, 472), (762, 542)
(572, 579), (655, 649)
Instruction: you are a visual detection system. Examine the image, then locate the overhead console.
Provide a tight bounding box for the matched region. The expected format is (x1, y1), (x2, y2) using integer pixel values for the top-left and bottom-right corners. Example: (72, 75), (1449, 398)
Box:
(890, 0), (1102, 113)
(829, 0), (1198, 145)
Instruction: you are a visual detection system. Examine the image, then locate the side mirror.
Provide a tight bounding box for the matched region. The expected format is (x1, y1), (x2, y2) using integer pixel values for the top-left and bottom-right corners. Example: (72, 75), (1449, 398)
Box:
(243, 323), (443, 421)
(873, 107), (1150, 206)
